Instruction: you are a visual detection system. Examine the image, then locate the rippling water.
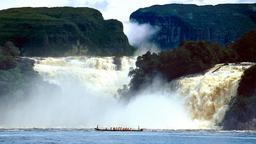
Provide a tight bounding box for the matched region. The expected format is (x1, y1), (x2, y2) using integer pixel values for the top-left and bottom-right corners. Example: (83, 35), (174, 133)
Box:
(0, 130), (256, 144)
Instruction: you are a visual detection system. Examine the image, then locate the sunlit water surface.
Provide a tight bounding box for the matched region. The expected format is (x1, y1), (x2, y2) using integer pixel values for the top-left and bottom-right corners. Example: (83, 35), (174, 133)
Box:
(0, 129), (256, 144)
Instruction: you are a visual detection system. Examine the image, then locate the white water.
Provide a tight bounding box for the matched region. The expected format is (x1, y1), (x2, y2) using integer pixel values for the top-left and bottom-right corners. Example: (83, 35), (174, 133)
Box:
(176, 63), (253, 128)
(0, 57), (253, 129)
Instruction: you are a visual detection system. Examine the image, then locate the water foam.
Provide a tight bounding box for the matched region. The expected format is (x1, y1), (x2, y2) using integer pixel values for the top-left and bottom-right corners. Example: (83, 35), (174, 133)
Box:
(0, 56), (252, 129)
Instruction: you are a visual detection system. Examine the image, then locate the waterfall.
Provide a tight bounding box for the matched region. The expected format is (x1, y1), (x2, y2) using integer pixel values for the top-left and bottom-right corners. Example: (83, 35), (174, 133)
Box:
(176, 63), (253, 128)
(0, 56), (253, 129)
(33, 56), (135, 97)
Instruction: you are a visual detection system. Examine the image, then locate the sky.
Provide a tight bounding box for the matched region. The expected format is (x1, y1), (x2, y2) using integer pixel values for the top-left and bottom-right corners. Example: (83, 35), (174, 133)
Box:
(0, 0), (255, 21)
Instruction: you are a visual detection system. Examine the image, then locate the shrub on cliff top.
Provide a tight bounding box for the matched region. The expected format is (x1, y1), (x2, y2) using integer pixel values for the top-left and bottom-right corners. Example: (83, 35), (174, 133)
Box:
(128, 41), (224, 92)
(230, 30), (256, 62)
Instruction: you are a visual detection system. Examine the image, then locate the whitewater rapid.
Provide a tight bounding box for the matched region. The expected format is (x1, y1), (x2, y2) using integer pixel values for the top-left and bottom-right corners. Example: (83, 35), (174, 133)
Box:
(0, 56), (253, 129)
(33, 56), (135, 97)
(176, 63), (253, 128)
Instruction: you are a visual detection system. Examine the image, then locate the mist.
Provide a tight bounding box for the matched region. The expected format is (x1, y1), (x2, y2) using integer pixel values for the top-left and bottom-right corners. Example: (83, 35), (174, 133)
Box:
(0, 57), (202, 129)
(124, 21), (161, 55)
(0, 57), (250, 129)
(0, 1), (253, 130)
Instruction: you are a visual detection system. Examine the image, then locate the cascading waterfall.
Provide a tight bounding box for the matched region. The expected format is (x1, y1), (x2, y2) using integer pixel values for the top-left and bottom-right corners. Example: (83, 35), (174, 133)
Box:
(0, 56), (137, 128)
(33, 56), (135, 97)
(0, 56), (253, 129)
(175, 63), (253, 128)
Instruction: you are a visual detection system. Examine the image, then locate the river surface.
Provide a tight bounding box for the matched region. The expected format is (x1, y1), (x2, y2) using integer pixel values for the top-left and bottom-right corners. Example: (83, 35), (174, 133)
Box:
(0, 129), (256, 144)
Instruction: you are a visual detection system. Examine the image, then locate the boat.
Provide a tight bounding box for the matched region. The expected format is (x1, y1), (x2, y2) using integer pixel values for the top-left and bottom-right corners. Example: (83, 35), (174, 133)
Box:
(95, 125), (143, 132)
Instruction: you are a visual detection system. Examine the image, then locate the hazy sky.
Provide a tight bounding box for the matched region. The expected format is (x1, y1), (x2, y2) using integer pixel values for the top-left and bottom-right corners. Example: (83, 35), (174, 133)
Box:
(0, 0), (255, 21)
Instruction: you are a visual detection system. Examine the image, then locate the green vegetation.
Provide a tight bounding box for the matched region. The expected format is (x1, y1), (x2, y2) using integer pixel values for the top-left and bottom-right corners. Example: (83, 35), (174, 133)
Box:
(0, 7), (134, 56)
(132, 4), (256, 28)
(130, 4), (256, 49)
(128, 41), (225, 92)
(124, 29), (256, 97)
(0, 42), (56, 101)
(121, 29), (256, 129)
(229, 30), (256, 62)
(0, 42), (31, 96)
(0, 41), (20, 70)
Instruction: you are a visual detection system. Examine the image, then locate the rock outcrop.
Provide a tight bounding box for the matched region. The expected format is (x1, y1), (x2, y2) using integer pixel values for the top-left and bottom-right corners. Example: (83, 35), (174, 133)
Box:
(222, 65), (256, 130)
(130, 4), (256, 49)
(0, 7), (134, 56)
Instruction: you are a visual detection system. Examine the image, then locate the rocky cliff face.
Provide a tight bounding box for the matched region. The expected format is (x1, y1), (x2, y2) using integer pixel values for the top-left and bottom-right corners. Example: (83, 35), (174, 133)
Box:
(130, 4), (256, 49)
(221, 65), (256, 130)
(0, 7), (134, 56)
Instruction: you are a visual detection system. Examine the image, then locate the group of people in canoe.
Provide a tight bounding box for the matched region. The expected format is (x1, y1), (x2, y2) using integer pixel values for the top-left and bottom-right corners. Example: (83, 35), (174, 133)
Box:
(95, 125), (143, 131)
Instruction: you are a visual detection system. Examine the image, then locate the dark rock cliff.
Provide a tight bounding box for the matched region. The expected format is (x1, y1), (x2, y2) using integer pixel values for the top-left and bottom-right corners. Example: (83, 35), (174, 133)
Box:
(222, 65), (256, 130)
(130, 4), (256, 49)
(221, 30), (256, 130)
(0, 7), (134, 56)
